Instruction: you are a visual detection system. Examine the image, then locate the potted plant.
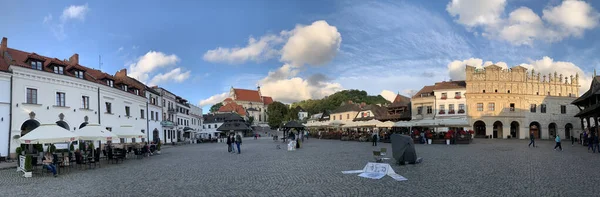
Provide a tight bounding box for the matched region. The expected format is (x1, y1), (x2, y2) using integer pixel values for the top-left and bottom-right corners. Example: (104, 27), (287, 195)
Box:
(23, 155), (32, 178)
(15, 147), (22, 167)
(49, 144), (56, 154)
(426, 131), (433, 144)
(70, 143), (75, 152)
(156, 141), (162, 154)
(444, 132), (452, 145)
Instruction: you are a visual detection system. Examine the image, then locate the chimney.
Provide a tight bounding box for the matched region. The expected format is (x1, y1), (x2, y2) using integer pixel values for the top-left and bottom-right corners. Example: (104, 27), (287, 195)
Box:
(0, 37), (7, 58)
(116, 69), (127, 77)
(69, 53), (79, 65)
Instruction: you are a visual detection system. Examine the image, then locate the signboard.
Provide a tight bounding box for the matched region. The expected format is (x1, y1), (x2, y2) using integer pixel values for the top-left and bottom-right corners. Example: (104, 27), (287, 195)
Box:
(18, 155), (25, 172)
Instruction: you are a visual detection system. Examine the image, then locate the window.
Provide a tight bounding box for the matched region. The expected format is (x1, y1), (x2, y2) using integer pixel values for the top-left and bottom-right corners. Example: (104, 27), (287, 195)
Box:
(540, 104), (546, 113)
(494, 89), (498, 93)
(53, 66), (64, 74)
(455, 92), (461, 98)
(507, 90), (511, 93)
(162, 99), (165, 107)
(150, 111), (154, 120)
(536, 92), (539, 95)
(125, 106), (131, 116)
(458, 104), (465, 113)
(56, 92), (66, 106)
(140, 109), (145, 119)
(510, 103), (515, 112)
(488, 103), (495, 111)
(417, 107), (423, 115)
(483, 90), (486, 93)
(26, 88), (37, 104)
(107, 80), (114, 87)
(106, 102), (112, 113)
(156, 112), (159, 120)
(426, 106), (432, 114)
(439, 105), (445, 111)
(477, 103), (483, 111)
(122, 85), (128, 91)
(30, 61), (42, 70)
(339, 114), (342, 120)
(568, 93), (572, 97)
(449, 104), (455, 113)
(333, 115), (336, 120)
(106, 127), (112, 132)
(134, 89), (139, 95)
(81, 96), (89, 109)
(346, 114), (349, 119)
(441, 93), (447, 99)
(214, 124), (217, 128)
(163, 113), (166, 120)
(75, 71), (84, 79)
(530, 104), (536, 113)
(561, 105), (567, 114)
(208, 125), (211, 129)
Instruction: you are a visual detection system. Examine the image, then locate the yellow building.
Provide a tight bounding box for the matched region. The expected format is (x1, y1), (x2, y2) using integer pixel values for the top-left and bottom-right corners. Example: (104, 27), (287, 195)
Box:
(465, 65), (581, 139)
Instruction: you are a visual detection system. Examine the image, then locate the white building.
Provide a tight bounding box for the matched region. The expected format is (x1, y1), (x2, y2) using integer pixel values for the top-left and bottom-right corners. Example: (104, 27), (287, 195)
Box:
(433, 81), (467, 131)
(146, 87), (162, 143)
(0, 39), (12, 157)
(201, 113), (229, 139)
(296, 106), (308, 121)
(153, 87), (178, 144)
(190, 104), (203, 139)
(175, 96), (192, 141)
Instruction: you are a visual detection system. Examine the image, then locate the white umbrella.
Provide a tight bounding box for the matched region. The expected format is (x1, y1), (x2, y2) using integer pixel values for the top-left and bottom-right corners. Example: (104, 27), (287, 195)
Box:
(112, 125), (145, 139)
(377, 121), (395, 128)
(74, 124), (119, 141)
(19, 124), (78, 144)
(394, 121), (413, 127)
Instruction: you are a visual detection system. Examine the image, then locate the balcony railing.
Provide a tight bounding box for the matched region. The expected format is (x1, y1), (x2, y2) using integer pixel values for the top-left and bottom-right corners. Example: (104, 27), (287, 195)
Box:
(458, 109), (465, 114)
(448, 110), (456, 114)
(438, 110), (445, 114)
(168, 108), (176, 114)
(455, 95), (461, 99)
(441, 96), (447, 100)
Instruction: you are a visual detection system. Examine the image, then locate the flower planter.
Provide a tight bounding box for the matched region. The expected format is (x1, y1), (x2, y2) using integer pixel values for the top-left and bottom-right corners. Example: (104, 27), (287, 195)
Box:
(156, 151), (161, 155)
(427, 139), (432, 144)
(23, 171), (32, 178)
(446, 139), (450, 145)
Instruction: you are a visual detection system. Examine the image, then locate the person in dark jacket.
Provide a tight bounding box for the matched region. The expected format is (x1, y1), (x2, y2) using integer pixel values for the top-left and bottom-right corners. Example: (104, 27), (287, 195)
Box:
(235, 134), (242, 154)
(226, 134), (233, 153)
(528, 132), (536, 147)
(588, 134), (595, 152)
(594, 134), (599, 153)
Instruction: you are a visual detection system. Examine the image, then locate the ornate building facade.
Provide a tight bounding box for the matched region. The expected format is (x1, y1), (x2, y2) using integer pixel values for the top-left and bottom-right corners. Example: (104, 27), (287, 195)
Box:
(465, 65), (581, 139)
(218, 87), (273, 127)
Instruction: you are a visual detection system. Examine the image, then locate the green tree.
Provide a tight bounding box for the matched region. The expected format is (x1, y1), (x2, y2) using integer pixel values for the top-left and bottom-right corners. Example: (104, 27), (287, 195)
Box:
(290, 89), (391, 116)
(246, 116), (254, 126)
(209, 103), (223, 113)
(285, 106), (300, 121)
(267, 101), (288, 129)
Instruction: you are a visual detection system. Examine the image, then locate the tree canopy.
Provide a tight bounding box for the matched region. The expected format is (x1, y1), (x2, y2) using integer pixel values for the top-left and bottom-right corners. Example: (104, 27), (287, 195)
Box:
(209, 103), (223, 113)
(290, 89), (390, 115)
(267, 101), (288, 128)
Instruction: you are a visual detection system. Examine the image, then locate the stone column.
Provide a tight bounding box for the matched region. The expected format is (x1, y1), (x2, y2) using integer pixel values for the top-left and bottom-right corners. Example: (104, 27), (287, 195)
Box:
(502, 124), (511, 139)
(486, 124), (494, 139)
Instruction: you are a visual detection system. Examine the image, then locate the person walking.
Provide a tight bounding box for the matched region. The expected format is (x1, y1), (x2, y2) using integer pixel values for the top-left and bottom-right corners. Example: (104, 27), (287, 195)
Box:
(226, 134), (233, 153)
(588, 134), (595, 153)
(528, 131), (536, 147)
(571, 133), (575, 146)
(554, 135), (562, 151)
(371, 131), (378, 146)
(594, 134), (599, 153)
(235, 133), (242, 154)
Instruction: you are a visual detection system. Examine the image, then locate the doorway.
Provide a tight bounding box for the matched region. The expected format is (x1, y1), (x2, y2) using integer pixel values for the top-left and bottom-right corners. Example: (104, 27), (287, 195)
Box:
(510, 121), (520, 139)
(549, 123), (557, 139)
(474, 121), (486, 137)
(565, 123), (573, 139)
(493, 121), (503, 139)
(529, 122), (541, 139)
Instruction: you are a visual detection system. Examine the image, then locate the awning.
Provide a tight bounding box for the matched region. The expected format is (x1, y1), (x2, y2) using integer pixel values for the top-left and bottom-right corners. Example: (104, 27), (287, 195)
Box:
(183, 127), (194, 132)
(376, 121), (395, 128)
(20, 124), (78, 144)
(394, 121), (413, 127)
(112, 126), (145, 138)
(74, 124), (119, 141)
(342, 121), (360, 128)
(356, 119), (381, 127)
(437, 118), (469, 127)
(412, 119), (438, 127)
(328, 120), (345, 127)
(161, 121), (175, 128)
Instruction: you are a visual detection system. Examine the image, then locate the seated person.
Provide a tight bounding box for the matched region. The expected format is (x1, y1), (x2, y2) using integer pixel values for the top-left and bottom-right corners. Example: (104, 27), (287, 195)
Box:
(42, 152), (58, 177)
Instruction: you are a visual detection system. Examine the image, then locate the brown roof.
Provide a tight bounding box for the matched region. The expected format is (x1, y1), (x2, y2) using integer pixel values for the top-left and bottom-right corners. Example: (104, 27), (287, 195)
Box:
(332, 101), (362, 114)
(353, 104), (386, 121)
(233, 88), (263, 102)
(0, 55), (8, 72)
(218, 101), (246, 116)
(390, 94), (410, 107)
(433, 80), (466, 90)
(262, 96), (273, 105)
(114, 69), (146, 97)
(224, 98), (233, 102)
(412, 85), (434, 99)
(572, 76), (600, 105)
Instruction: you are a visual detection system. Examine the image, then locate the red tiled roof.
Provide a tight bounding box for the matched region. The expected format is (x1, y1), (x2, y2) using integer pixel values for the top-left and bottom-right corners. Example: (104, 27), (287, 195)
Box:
(218, 101), (246, 116)
(390, 94), (410, 107)
(412, 85), (434, 99)
(27, 53), (46, 61)
(233, 88), (263, 102)
(0, 56), (8, 72)
(224, 98), (233, 102)
(432, 80), (466, 90)
(262, 96), (273, 105)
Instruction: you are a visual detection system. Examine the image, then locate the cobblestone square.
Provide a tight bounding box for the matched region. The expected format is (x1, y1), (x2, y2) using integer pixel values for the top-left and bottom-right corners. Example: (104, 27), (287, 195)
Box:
(2, 138), (600, 196)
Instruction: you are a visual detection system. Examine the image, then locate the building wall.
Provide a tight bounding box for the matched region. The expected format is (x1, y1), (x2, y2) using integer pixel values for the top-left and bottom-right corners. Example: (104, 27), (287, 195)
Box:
(158, 89), (178, 144)
(9, 67), (99, 156)
(0, 72), (11, 157)
(411, 96), (435, 120)
(465, 65), (580, 139)
(147, 91), (162, 143)
(434, 88), (467, 119)
(330, 111), (359, 122)
(99, 85), (147, 144)
(298, 112), (308, 120)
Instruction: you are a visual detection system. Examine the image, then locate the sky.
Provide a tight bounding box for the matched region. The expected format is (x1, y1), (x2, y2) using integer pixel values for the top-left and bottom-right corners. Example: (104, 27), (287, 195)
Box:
(1, 0), (599, 112)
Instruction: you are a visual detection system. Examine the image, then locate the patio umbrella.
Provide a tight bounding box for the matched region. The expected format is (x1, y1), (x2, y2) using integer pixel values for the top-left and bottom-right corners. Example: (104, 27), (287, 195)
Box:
(74, 124), (119, 141)
(19, 124), (78, 144)
(112, 125), (145, 139)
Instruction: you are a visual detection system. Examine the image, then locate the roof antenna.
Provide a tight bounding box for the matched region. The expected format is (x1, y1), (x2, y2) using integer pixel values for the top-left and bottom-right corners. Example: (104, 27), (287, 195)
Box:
(99, 55), (103, 71)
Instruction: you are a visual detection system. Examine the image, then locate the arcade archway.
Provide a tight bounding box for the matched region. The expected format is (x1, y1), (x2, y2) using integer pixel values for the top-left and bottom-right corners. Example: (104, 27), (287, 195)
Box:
(493, 121), (503, 139)
(549, 123), (557, 139)
(529, 122), (541, 139)
(510, 121), (520, 139)
(474, 120), (486, 137)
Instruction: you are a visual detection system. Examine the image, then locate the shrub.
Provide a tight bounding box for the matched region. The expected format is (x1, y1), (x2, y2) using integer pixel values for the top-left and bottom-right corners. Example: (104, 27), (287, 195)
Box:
(48, 144), (56, 153)
(79, 142), (85, 151)
(70, 143), (75, 151)
(16, 147), (23, 156)
(157, 141), (162, 151)
(24, 155), (32, 172)
(34, 144), (43, 153)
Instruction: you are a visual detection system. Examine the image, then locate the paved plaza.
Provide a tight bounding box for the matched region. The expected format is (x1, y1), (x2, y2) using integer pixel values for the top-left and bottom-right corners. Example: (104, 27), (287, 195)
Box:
(2, 138), (600, 196)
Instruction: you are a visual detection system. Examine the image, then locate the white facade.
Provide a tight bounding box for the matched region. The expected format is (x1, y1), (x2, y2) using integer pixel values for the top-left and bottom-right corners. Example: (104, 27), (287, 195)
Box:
(434, 87), (467, 132)
(146, 89), (162, 143)
(9, 66), (99, 156)
(190, 104), (203, 139)
(298, 111), (308, 120)
(0, 71), (11, 157)
(154, 87), (178, 144)
(98, 83), (147, 144)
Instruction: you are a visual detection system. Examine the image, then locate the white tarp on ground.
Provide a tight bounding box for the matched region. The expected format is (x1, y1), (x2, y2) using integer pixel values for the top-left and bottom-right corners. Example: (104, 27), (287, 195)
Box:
(342, 162), (408, 181)
(75, 124), (119, 141)
(19, 124), (78, 144)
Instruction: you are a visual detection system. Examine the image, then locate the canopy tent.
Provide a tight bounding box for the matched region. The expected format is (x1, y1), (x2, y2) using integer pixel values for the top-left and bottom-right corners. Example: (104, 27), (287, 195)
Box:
(74, 124), (119, 141)
(112, 125), (145, 139)
(342, 121), (360, 128)
(356, 119), (381, 127)
(394, 121), (413, 127)
(19, 124), (78, 144)
(328, 120), (345, 127)
(411, 119), (439, 127)
(437, 118), (469, 127)
(377, 121), (395, 128)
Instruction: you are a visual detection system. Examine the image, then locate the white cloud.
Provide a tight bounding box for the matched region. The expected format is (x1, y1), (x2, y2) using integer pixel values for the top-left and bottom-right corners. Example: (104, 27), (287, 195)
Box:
(380, 90), (397, 102)
(148, 68), (191, 86)
(127, 51), (180, 83)
(117, 47), (124, 52)
(280, 20), (342, 67)
(198, 92), (228, 107)
(203, 35), (284, 64)
(447, 56), (592, 95)
(258, 68), (343, 103)
(43, 14), (53, 24)
(447, 0), (600, 45)
(61, 4), (89, 21)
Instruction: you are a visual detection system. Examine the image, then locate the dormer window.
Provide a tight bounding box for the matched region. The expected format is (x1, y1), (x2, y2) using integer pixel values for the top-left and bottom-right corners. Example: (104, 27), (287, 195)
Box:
(75, 70), (84, 79)
(53, 66), (64, 74)
(134, 89), (139, 95)
(30, 61), (42, 70)
(122, 85), (128, 91)
(107, 80), (114, 87)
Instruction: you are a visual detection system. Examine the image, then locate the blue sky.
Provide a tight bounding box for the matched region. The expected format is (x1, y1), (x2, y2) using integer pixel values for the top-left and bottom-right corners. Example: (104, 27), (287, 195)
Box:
(1, 0), (599, 112)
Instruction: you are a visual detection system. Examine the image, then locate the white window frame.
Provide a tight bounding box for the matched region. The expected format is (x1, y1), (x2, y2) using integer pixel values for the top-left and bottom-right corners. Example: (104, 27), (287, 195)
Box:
(81, 95), (90, 109)
(56, 92), (66, 106)
(26, 88), (38, 104)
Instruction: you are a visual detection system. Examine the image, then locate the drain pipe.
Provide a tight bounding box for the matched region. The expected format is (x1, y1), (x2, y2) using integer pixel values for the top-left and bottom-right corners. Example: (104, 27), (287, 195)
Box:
(7, 74), (13, 158)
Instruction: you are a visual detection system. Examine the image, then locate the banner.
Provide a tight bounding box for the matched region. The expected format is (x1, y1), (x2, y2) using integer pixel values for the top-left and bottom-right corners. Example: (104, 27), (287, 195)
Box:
(18, 155), (25, 172)
(342, 162), (408, 181)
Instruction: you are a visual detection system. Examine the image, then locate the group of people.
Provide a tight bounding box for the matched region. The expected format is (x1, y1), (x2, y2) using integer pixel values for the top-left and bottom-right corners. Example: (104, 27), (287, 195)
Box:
(226, 133), (243, 154)
(528, 128), (600, 152)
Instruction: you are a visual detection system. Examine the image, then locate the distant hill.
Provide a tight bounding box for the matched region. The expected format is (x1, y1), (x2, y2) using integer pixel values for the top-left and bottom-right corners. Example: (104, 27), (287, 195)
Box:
(290, 89), (391, 115)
